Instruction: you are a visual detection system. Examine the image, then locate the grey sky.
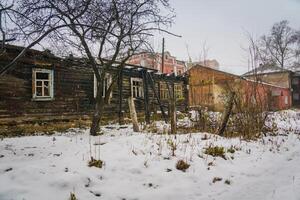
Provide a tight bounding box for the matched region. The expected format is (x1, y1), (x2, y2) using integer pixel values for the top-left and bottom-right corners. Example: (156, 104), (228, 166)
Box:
(154, 0), (300, 75)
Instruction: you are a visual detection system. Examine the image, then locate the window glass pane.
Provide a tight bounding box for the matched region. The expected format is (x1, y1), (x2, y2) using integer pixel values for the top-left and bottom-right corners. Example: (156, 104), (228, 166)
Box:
(293, 93), (299, 100)
(292, 78), (299, 85)
(36, 87), (43, 96)
(44, 81), (49, 87)
(36, 81), (42, 86)
(36, 72), (49, 80)
(44, 87), (49, 96)
(139, 87), (143, 97)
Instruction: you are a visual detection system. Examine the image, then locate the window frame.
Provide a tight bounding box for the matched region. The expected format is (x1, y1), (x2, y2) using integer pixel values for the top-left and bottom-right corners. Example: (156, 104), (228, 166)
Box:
(160, 82), (169, 100)
(94, 73), (112, 98)
(32, 68), (54, 101)
(131, 77), (144, 98)
(174, 84), (184, 100)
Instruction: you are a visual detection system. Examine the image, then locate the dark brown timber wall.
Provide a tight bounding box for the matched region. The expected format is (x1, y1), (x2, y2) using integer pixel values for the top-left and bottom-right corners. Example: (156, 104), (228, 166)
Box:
(0, 45), (187, 125)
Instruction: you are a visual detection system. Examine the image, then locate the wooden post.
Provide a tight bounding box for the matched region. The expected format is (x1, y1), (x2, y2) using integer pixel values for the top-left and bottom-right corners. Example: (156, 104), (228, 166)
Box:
(161, 38), (165, 73)
(118, 70), (124, 125)
(169, 83), (177, 134)
(128, 97), (140, 132)
(142, 70), (150, 124)
(217, 92), (235, 136)
(147, 72), (168, 123)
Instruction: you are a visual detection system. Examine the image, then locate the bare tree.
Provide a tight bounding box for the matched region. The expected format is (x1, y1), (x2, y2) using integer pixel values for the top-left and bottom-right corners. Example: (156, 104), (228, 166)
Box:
(1, 0), (174, 135)
(0, 1), (15, 53)
(244, 32), (261, 72)
(198, 41), (209, 66)
(294, 30), (300, 70)
(261, 20), (298, 68)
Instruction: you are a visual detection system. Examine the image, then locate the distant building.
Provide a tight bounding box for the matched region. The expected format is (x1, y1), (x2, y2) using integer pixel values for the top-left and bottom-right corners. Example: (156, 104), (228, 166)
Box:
(187, 59), (220, 70)
(198, 59), (220, 70)
(188, 65), (292, 111)
(243, 64), (300, 107)
(127, 51), (186, 75)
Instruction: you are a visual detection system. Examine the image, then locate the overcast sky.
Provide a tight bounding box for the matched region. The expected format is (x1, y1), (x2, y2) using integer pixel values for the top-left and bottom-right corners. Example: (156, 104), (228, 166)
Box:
(153, 0), (300, 75)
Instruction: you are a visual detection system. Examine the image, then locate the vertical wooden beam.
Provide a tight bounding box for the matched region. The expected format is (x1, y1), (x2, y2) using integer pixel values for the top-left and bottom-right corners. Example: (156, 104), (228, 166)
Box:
(217, 92), (235, 136)
(184, 78), (189, 112)
(168, 82), (177, 134)
(161, 38), (165, 73)
(147, 73), (168, 123)
(158, 38), (165, 100)
(118, 70), (124, 125)
(128, 97), (140, 132)
(142, 70), (150, 124)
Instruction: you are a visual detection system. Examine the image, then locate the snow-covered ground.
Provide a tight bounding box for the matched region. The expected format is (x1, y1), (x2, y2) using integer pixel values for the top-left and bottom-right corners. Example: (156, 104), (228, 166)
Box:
(0, 110), (300, 200)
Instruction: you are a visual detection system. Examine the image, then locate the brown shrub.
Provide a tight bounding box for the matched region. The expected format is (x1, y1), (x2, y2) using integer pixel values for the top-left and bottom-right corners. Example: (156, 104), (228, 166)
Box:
(176, 160), (190, 172)
(88, 157), (103, 168)
(204, 146), (226, 159)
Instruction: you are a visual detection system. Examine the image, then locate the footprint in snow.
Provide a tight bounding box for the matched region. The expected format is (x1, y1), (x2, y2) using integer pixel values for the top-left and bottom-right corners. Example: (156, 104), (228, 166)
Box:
(90, 190), (101, 197)
(4, 168), (13, 172)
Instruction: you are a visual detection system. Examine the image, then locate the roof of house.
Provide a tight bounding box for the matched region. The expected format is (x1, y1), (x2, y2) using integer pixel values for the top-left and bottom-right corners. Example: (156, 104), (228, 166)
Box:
(188, 64), (289, 89)
(243, 64), (291, 76)
(188, 64), (240, 78)
(243, 78), (289, 89)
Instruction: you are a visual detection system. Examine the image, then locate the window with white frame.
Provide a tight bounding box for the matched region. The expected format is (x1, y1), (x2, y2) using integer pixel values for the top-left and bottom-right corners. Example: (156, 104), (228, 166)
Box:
(94, 73), (112, 98)
(131, 78), (143, 98)
(32, 68), (54, 100)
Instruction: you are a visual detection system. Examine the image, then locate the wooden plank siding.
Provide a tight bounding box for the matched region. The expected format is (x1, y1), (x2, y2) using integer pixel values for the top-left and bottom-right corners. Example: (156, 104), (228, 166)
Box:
(188, 65), (237, 111)
(0, 45), (188, 125)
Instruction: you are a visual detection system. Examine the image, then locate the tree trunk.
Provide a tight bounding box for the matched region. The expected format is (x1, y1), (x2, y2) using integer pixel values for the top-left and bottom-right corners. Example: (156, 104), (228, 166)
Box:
(90, 98), (104, 136)
(217, 92), (235, 136)
(128, 97), (139, 132)
(118, 70), (124, 125)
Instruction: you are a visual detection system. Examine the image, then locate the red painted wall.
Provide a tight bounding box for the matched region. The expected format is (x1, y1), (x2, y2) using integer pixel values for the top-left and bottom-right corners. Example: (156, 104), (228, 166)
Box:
(243, 80), (291, 110)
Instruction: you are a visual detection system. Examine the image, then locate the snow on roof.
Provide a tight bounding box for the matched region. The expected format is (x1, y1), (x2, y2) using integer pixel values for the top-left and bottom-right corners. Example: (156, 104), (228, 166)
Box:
(243, 78), (289, 89)
(243, 65), (290, 76)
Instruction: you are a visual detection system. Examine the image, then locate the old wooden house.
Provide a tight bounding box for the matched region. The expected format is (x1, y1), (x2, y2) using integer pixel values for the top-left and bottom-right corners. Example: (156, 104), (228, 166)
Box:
(188, 65), (291, 111)
(0, 45), (188, 126)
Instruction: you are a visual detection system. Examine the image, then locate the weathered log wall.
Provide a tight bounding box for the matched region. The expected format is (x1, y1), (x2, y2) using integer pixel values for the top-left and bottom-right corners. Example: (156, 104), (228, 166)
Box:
(0, 45), (187, 125)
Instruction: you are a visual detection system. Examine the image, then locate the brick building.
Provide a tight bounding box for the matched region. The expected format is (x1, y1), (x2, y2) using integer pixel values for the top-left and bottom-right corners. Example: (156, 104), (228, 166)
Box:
(188, 65), (291, 111)
(127, 51), (186, 75)
(243, 64), (300, 108)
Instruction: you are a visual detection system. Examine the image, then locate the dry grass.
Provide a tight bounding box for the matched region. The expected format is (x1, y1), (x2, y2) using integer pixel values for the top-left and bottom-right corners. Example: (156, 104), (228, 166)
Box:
(212, 177), (223, 183)
(176, 160), (190, 172)
(69, 192), (77, 200)
(167, 139), (177, 156)
(88, 157), (103, 168)
(227, 146), (236, 154)
(0, 119), (91, 137)
(204, 146), (226, 159)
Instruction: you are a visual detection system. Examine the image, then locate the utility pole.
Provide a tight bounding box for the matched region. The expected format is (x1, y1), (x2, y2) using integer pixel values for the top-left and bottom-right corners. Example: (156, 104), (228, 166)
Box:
(161, 38), (165, 73)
